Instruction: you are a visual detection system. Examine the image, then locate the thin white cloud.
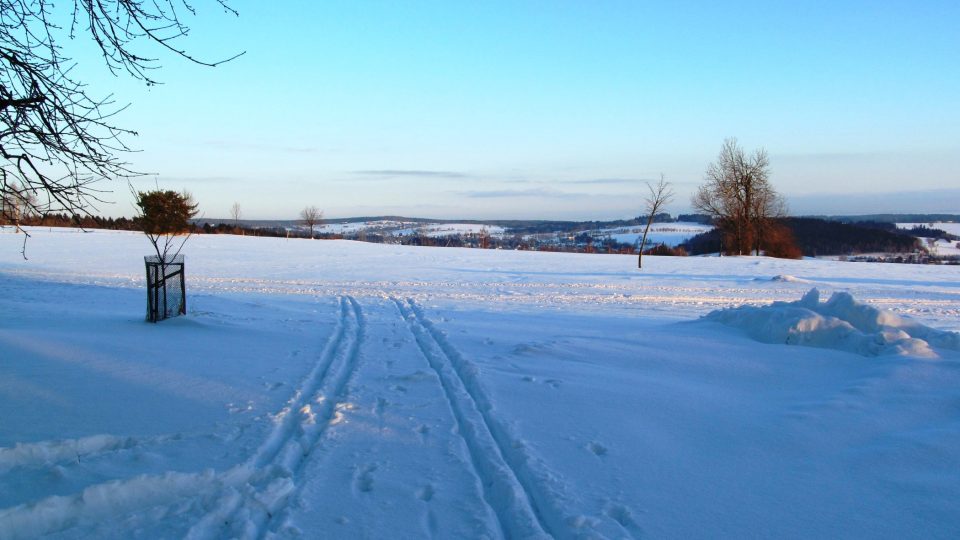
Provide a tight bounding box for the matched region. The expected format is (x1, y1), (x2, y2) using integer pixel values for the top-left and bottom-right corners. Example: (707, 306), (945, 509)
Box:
(460, 188), (581, 199)
(353, 170), (469, 179)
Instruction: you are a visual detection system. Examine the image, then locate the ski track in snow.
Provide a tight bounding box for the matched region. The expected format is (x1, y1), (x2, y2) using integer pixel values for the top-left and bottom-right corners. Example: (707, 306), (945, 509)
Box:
(0, 296), (365, 540)
(393, 297), (548, 539)
(188, 295), (365, 539)
(395, 297), (629, 540)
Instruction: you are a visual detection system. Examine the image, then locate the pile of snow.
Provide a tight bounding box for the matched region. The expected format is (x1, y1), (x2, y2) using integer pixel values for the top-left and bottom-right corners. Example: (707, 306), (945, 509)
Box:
(0, 435), (137, 473)
(768, 274), (813, 284)
(703, 288), (960, 358)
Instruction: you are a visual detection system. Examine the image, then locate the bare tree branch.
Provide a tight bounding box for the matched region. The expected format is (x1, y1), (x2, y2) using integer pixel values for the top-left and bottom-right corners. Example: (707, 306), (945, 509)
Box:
(1, 0), (242, 255)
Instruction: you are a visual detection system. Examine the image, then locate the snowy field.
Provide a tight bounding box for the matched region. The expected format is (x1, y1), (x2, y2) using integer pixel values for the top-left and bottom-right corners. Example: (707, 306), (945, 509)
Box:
(898, 222), (960, 257)
(392, 224), (507, 239)
(1, 228), (959, 538)
(314, 221), (506, 239)
(596, 222), (714, 247)
(314, 220), (417, 236)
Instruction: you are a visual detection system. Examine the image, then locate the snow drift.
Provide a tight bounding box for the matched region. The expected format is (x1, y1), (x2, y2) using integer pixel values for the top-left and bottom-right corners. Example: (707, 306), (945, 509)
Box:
(702, 288), (960, 358)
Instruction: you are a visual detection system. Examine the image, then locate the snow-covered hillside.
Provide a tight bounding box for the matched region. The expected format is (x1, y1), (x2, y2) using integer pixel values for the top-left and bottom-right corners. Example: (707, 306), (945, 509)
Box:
(898, 222), (960, 257)
(1, 228), (959, 538)
(593, 221), (713, 247)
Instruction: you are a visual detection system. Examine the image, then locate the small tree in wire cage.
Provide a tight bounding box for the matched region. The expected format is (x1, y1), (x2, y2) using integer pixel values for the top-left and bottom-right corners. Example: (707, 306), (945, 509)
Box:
(134, 189), (198, 322)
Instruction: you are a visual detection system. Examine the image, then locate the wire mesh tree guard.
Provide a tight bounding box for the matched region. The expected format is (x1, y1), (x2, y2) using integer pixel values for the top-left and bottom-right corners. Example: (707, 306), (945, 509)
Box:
(144, 255), (186, 322)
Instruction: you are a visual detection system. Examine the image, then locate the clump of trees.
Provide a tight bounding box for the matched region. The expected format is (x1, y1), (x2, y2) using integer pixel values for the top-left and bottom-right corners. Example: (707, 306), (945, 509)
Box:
(692, 139), (790, 256)
(643, 243), (687, 257)
(907, 225), (958, 242)
(782, 218), (919, 256)
(681, 217), (920, 257)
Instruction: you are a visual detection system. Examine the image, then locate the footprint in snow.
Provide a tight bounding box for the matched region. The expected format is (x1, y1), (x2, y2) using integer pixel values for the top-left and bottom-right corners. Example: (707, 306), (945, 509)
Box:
(417, 484), (435, 502)
(355, 464), (377, 493)
(513, 344), (537, 355)
(605, 503), (642, 534)
(589, 442), (608, 456)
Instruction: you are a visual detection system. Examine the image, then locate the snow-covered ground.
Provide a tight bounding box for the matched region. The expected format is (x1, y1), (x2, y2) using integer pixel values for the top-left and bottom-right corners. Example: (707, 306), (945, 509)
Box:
(594, 221), (713, 247)
(898, 222), (960, 257)
(314, 220), (420, 236)
(923, 239), (960, 257)
(392, 223), (507, 238)
(2, 227), (959, 538)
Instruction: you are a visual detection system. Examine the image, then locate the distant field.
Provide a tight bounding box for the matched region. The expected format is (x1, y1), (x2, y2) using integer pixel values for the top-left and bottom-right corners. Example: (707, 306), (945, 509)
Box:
(898, 222), (960, 256)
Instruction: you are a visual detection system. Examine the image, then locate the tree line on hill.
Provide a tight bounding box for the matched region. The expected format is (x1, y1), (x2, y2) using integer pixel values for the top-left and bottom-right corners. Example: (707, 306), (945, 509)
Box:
(5, 210), (943, 259)
(0, 211), (318, 240)
(680, 218), (923, 257)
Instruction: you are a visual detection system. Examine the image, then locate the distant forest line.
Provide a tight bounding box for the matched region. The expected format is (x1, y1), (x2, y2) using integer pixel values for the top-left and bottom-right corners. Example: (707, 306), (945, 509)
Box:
(5, 212), (958, 260)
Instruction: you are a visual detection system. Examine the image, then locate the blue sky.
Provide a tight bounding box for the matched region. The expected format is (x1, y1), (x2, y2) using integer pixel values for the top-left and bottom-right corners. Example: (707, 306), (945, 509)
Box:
(78, 1), (959, 220)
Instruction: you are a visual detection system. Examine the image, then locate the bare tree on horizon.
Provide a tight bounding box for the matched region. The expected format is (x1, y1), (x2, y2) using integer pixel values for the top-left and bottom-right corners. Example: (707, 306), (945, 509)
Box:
(300, 206), (323, 238)
(638, 175), (674, 268)
(692, 138), (786, 255)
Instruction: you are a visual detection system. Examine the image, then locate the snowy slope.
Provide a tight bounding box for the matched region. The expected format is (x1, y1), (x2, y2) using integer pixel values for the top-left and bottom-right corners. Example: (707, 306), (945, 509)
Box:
(596, 221), (713, 247)
(898, 222), (960, 256)
(393, 224), (507, 238)
(1, 228), (959, 538)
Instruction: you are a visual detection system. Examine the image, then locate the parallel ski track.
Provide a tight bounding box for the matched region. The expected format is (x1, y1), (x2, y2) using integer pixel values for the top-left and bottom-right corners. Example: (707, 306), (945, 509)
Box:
(0, 296), (364, 540)
(392, 297), (545, 539)
(395, 297), (619, 540)
(189, 295), (365, 539)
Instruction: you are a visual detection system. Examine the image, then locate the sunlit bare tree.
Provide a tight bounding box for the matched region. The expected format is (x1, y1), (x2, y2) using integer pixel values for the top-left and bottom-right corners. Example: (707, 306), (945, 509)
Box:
(692, 138), (786, 255)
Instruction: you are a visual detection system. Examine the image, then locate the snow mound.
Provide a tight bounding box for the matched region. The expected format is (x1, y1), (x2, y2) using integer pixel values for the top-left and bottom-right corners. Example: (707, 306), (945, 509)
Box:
(0, 435), (136, 472)
(769, 274), (812, 284)
(702, 289), (960, 358)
